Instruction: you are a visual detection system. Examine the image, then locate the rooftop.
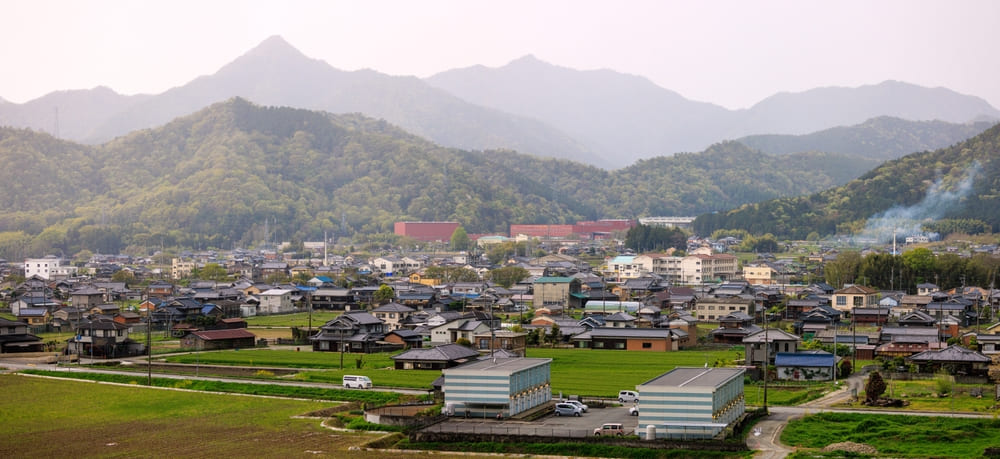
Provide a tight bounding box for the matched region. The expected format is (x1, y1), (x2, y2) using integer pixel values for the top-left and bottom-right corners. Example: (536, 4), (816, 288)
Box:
(640, 367), (744, 388)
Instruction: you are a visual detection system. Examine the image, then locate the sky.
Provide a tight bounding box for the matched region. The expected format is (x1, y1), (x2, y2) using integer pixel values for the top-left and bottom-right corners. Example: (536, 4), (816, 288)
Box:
(3, 0), (999, 110)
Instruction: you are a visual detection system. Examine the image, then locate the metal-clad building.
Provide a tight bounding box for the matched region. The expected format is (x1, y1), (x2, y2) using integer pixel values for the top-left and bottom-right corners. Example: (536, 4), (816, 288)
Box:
(442, 357), (552, 418)
(394, 221), (461, 242)
(635, 367), (745, 439)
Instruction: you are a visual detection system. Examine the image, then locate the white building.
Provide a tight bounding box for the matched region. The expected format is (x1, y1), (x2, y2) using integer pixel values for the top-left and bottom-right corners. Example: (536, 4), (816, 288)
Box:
(443, 357), (552, 418)
(635, 367), (745, 439)
(258, 289), (294, 314)
(24, 257), (77, 280)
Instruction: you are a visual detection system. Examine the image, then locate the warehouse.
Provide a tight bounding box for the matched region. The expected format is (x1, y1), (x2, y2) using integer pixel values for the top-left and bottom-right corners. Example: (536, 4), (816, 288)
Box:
(442, 357), (552, 419)
(635, 367), (745, 439)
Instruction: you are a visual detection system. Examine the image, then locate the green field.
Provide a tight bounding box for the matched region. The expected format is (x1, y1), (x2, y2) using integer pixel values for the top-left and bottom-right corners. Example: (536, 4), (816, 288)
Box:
(0, 374), (461, 458)
(783, 412), (1000, 457)
(854, 378), (1000, 413)
(245, 311), (341, 327)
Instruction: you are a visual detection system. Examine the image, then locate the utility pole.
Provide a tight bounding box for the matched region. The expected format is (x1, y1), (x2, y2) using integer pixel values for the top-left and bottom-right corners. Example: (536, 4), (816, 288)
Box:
(146, 292), (152, 386)
(762, 308), (769, 411)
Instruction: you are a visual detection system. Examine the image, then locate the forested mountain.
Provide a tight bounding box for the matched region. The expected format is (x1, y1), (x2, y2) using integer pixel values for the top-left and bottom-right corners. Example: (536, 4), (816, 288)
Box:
(736, 117), (994, 160)
(693, 122), (1000, 239)
(0, 36), (603, 166)
(0, 99), (883, 258)
(427, 59), (1000, 165)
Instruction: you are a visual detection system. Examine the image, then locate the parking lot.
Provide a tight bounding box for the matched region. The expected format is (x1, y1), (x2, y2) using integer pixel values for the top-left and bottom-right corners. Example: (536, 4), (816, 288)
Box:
(424, 402), (640, 438)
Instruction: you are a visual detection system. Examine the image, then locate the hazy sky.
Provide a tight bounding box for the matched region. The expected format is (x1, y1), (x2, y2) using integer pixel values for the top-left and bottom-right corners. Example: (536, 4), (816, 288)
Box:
(4, 0), (999, 109)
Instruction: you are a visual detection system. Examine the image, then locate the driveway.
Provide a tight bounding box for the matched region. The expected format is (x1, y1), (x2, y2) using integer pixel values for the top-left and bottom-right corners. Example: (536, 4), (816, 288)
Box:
(427, 403), (639, 438)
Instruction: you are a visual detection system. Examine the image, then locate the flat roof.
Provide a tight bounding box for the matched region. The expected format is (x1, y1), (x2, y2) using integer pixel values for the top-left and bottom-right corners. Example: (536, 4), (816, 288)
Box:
(641, 367), (744, 388)
(444, 357), (551, 374)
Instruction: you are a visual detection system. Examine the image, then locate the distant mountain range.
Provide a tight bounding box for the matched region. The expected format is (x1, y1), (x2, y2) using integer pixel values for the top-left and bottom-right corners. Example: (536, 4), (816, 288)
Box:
(0, 99), (889, 257)
(1, 36), (997, 168)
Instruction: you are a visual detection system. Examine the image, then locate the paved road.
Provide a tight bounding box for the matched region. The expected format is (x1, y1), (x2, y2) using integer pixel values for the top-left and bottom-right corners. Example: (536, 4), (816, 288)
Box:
(0, 358), (430, 396)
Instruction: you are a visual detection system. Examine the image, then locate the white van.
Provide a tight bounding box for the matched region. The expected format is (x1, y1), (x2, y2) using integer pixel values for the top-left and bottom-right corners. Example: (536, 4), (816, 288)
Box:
(343, 375), (372, 389)
(618, 390), (638, 403)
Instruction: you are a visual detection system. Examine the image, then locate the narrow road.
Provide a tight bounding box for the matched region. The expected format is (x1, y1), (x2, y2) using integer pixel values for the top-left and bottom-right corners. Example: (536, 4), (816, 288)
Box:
(0, 359), (430, 396)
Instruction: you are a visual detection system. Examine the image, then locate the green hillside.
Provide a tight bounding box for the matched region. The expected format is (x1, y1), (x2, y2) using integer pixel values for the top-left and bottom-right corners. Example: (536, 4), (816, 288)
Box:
(0, 99), (889, 258)
(693, 122), (1000, 239)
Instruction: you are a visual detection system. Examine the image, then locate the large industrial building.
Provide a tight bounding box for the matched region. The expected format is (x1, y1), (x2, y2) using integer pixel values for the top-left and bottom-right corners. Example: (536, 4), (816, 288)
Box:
(442, 357), (552, 418)
(393, 221), (461, 242)
(634, 367), (745, 439)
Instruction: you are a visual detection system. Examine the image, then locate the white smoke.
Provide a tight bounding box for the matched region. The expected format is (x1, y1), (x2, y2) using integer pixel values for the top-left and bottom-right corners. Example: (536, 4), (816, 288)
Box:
(860, 161), (981, 243)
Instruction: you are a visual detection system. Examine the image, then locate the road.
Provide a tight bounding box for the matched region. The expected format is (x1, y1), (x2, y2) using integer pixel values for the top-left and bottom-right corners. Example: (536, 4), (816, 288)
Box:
(0, 358), (430, 396)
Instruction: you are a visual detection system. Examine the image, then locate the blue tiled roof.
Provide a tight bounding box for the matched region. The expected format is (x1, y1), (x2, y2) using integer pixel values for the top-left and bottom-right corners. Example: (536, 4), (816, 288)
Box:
(775, 352), (835, 367)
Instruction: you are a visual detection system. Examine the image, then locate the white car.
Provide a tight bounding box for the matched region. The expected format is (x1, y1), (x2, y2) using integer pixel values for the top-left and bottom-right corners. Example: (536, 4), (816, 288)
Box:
(562, 400), (588, 413)
(628, 406), (638, 416)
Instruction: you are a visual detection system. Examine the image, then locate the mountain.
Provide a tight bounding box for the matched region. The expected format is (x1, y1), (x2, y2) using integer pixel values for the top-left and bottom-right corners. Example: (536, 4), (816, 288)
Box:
(0, 36), (605, 166)
(427, 58), (1000, 165)
(736, 116), (994, 160)
(693, 122), (1000, 239)
(738, 81), (1000, 136)
(426, 55), (734, 163)
(0, 86), (151, 140)
(0, 99), (886, 257)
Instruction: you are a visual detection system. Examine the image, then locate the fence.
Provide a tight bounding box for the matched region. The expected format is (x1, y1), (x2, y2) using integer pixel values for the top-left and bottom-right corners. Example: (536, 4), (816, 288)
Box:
(419, 423), (592, 438)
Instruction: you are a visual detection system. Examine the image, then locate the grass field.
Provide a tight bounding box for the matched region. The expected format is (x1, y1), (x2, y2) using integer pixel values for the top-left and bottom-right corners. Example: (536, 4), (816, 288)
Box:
(245, 311), (341, 327)
(853, 377), (1000, 413)
(783, 412), (1000, 457)
(161, 346), (834, 403)
(0, 374), (361, 458)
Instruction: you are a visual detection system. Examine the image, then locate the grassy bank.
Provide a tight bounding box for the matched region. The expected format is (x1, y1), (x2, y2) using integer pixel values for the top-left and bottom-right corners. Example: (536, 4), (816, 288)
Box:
(783, 412), (1000, 457)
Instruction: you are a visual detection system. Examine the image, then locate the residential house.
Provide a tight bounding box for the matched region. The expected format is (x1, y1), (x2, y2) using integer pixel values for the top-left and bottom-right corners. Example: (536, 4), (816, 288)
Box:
(832, 285), (880, 313)
(472, 330), (527, 356)
(310, 288), (354, 310)
(68, 319), (140, 358)
(693, 296), (755, 321)
(710, 312), (761, 344)
(371, 302), (416, 331)
(743, 329), (801, 367)
(258, 289), (294, 315)
(310, 311), (390, 353)
(429, 318), (491, 346)
(180, 329), (256, 350)
(0, 317), (44, 353)
(775, 351), (836, 381)
(571, 327), (686, 351)
(743, 263), (777, 286)
(907, 344), (991, 376)
(384, 329), (424, 348)
(17, 308), (50, 326)
(391, 343), (479, 369)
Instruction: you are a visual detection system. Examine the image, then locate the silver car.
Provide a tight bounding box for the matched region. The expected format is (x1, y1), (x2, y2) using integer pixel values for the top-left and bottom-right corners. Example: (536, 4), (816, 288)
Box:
(562, 400), (589, 412)
(553, 402), (582, 417)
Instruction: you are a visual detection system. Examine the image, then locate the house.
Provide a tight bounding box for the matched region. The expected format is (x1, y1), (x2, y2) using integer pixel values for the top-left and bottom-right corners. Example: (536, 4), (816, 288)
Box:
(532, 277), (589, 308)
(916, 283), (940, 296)
(310, 311), (391, 353)
(146, 280), (176, 298)
(832, 285), (880, 313)
(604, 311), (637, 328)
(258, 289), (294, 315)
(907, 344), (991, 376)
(634, 367), (745, 439)
(693, 296), (756, 321)
(472, 330), (527, 356)
(70, 287), (105, 310)
(67, 319), (141, 358)
(852, 307), (890, 325)
(0, 317), (45, 353)
(709, 312), (761, 345)
(743, 329), (801, 367)
(391, 343), (479, 369)
(371, 302), (416, 331)
(743, 264), (777, 285)
(571, 327), (686, 351)
(429, 318), (492, 345)
(310, 288), (354, 310)
(384, 329), (424, 348)
(442, 358), (553, 418)
(16, 308), (50, 326)
(180, 329), (256, 350)
(775, 351), (836, 381)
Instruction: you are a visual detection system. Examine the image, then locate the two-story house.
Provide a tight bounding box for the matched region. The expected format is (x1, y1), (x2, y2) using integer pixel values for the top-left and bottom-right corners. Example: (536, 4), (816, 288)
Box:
(310, 311), (387, 353)
(832, 285), (880, 314)
(371, 302), (416, 331)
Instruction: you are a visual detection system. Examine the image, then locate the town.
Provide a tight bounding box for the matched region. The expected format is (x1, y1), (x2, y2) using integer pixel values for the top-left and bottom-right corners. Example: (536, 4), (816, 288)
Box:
(3, 218), (1000, 457)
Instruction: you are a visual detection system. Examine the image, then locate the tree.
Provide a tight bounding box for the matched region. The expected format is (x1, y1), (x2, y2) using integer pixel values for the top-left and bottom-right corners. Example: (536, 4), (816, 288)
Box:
(199, 262), (230, 282)
(487, 266), (529, 288)
(425, 265), (480, 283)
(839, 359), (853, 379)
(824, 251), (862, 288)
(373, 284), (395, 304)
(111, 269), (134, 283)
(450, 227), (471, 251)
(546, 323), (561, 347)
(902, 247), (935, 283)
(865, 371), (886, 404)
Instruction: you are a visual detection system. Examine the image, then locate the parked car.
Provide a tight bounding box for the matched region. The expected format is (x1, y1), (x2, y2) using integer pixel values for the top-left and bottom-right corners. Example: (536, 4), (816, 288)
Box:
(594, 423), (625, 436)
(342, 375), (372, 389)
(628, 406), (638, 416)
(618, 390), (638, 403)
(561, 399), (588, 412)
(553, 402), (582, 417)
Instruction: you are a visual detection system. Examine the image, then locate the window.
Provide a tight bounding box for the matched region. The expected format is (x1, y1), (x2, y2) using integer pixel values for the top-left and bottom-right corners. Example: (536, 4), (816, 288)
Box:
(836, 296), (847, 306)
(642, 342), (652, 349)
(853, 297), (863, 307)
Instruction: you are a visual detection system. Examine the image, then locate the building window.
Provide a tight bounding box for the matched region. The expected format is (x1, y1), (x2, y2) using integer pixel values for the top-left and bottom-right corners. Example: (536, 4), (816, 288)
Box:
(836, 296), (847, 306)
(854, 297), (864, 307)
(642, 342), (652, 349)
